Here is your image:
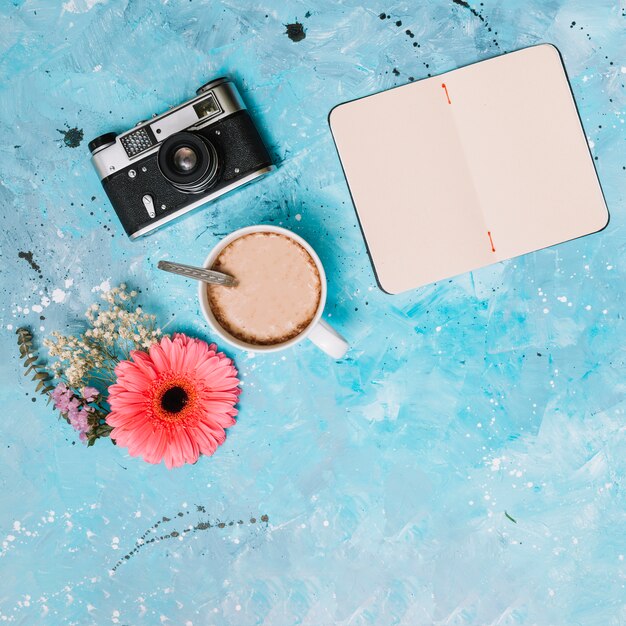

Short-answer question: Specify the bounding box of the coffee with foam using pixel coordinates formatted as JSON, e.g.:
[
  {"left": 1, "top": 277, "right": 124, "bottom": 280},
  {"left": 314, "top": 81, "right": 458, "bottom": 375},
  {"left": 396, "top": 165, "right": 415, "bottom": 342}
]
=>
[{"left": 207, "top": 232, "right": 322, "bottom": 346}]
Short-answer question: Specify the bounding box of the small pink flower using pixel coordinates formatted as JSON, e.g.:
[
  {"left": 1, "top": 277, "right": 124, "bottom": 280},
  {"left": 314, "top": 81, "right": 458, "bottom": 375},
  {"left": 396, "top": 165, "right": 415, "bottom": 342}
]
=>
[
  {"left": 107, "top": 334, "right": 240, "bottom": 469},
  {"left": 51, "top": 383, "right": 72, "bottom": 413},
  {"left": 66, "top": 397, "right": 81, "bottom": 422},
  {"left": 51, "top": 383, "right": 93, "bottom": 443},
  {"left": 70, "top": 407, "right": 90, "bottom": 434},
  {"left": 82, "top": 386, "right": 99, "bottom": 403}
]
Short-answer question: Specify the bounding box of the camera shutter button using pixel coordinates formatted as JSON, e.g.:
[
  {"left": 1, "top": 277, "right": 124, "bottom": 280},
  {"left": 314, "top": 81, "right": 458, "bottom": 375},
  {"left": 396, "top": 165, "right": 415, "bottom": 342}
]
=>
[{"left": 142, "top": 194, "right": 156, "bottom": 219}]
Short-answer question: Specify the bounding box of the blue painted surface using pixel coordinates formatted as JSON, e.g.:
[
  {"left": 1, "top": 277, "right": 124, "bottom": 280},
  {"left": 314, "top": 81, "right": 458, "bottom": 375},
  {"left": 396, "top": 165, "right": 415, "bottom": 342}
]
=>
[{"left": 1, "top": 0, "right": 625, "bottom": 623}]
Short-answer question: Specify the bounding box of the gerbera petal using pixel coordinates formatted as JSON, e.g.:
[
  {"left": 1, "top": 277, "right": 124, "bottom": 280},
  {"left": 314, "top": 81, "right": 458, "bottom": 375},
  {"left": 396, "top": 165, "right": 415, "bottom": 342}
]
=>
[
  {"left": 116, "top": 368, "right": 152, "bottom": 393},
  {"left": 176, "top": 429, "right": 199, "bottom": 465},
  {"left": 163, "top": 443, "right": 177, "bottom": 469},
  {"left": 198, "top": 390, "right": 240, "bottom": 403},
  {"left": 170, "top": 433, "right": 187, "bottom": 467},
  {"left": 106, "top": 408, "right": 146, "bottom": 428},
  {"left": 172, "top": 333, "right": 190, "bottom": 347},
  {"left": 198, "top": 417, "right": 228, "bottom": 442},
  {"left": 126, "top": 424, "right": 155, "bottom": 457},
  {"left": 199, "top": 399, "right": 242, "bottom": 414},
  {"left": 108, "top": 390, "right": 149, "bottom": 410},
  {"left": 206, "top": 411, "right": 237, "bottom": 429},
  {"left": 129, "top": 350, "right": 159, "bottom": 380},
  {"left": 143, "top": 428, "right": 168, "bottom": 465},
  {"left": 181, "top": 339, "right": 205, "bottom": 374},
  {"left": 148, "top": 340, "right": 171, "bottom": 372},
  {"left": 107, "top": 334, "right": 239, "bottom": 468},
  {"left": 191, "top": 424, "right": 219, "bottom": 457}
]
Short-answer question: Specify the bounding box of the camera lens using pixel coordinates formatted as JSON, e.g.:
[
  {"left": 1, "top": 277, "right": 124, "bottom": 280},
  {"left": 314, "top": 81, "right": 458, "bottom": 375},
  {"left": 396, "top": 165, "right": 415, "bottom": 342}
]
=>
[
  {"left": 172, "top": 147, "right": 198, "bottom": 172},
  {"left": 158, "top": 132, "right": 219, "bottom": 194}
]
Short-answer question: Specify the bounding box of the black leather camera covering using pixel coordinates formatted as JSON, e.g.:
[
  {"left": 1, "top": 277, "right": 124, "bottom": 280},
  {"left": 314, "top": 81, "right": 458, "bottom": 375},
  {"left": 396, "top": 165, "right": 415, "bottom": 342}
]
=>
[{"left": 101, "top": 110, "right": 272, "bottom": 237}]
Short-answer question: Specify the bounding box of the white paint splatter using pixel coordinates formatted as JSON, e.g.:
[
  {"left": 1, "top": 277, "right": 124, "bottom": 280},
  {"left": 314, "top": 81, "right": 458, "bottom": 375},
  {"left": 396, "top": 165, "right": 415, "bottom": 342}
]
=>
[
  {"left": 32, "top": 304, "right": 43, "bottom": 313},
  {"left": 490, "top": 457, "right": 503, "bottom": 471},
  {"left": 92, "top": 279, "right": 111, "bottom": 293},
  {"left": 64, "top": 278, "right": 74, "bottom": 288},
  {"left": 62, "top": 0, "right": 105, "bottom": 14},
  {"left": 51, "top": 289, "right": 66, "bottom": 303}
]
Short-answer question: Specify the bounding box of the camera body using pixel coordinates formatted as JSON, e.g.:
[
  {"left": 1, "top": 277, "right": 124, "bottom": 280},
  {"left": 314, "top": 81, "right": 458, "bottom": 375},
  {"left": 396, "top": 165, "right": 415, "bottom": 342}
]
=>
[{"left": 89, "top": 78, "right": 273, "bottom": 239}]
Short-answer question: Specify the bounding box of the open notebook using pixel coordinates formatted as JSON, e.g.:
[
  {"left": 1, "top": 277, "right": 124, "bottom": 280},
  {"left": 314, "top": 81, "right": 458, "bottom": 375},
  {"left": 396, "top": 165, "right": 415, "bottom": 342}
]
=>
[{"left": 329, "top": 44, "right": 609, "bottom": 294}]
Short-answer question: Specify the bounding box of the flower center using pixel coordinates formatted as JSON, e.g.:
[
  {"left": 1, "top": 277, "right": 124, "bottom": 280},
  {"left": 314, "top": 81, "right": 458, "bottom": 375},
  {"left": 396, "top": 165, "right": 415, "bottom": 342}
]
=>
[
  {"left": 160, "top": 386, "right": 189, "bottom": 413},
  {"left": 149, "top": 374, "right": 201, "bottom": 428}
]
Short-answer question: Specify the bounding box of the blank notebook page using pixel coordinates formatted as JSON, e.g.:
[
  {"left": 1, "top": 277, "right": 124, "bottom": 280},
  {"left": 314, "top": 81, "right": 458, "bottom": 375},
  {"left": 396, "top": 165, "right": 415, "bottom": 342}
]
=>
[{"left": 329, "top": 44, "right": 609, "bottom": 294}]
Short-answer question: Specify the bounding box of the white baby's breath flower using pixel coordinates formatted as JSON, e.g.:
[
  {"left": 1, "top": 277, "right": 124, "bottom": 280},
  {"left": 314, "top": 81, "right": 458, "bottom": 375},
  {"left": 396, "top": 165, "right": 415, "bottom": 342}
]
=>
[{"left": 43, "top": 283, "right": 167, "bottom": 389}]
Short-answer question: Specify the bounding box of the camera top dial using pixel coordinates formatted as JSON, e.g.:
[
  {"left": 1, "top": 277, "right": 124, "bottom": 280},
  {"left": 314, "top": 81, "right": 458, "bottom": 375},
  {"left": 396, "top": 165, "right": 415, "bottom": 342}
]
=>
[{"left": 88, "top": 133, "right": 117, "bottom": 154}]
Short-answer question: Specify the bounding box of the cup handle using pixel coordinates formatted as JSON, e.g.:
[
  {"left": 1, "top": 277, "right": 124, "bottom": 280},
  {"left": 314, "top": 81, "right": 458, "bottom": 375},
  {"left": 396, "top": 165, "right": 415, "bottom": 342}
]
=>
[{"left": 307, "top": 319, "right": 349, "bottom": 359}]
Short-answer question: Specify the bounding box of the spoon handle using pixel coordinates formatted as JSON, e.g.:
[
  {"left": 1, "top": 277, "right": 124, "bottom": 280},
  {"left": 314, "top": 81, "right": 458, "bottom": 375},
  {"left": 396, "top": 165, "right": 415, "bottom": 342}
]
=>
[{"left": 157, "top": 260, "right": 237, "bottom": 287}]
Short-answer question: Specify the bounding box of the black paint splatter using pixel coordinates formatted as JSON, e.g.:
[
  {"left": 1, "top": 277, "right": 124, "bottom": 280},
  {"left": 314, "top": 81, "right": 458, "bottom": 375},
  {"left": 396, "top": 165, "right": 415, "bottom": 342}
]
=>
[
  {"left": 450, "top": 0, "right": 500, "bottom": 47},
  {"left": 18, "top": 251, "right": 41, "bottom": 274},
  {"left": 379, "top": 12, "right": 387, "bottom": 19},
  {"left": 451, "top": 0, "right": 484, "bottom": 22},
  {"left": 57, "top": 126, "right": 84, "bottom": 148},
  {"left": 285, "top": 21, "right": 306, "bottom": 42},
  {"left": 111, "top": 511, "right": 270, "bottom": 572},
  {"left": 392, "top": 68, "right": 400, "bottom": 76}
]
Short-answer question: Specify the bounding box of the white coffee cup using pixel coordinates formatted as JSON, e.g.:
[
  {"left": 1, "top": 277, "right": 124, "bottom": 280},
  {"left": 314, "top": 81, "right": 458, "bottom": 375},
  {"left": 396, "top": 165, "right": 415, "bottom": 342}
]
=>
[{"left": 198, "top": 225, "right": 349, "bottom": 359}]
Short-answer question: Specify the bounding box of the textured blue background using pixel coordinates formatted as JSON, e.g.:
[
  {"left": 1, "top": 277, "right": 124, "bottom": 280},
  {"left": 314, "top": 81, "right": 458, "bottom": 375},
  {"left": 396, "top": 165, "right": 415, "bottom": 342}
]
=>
[{"left": 1, "top": 0, "right": 625, "bottom": 624}]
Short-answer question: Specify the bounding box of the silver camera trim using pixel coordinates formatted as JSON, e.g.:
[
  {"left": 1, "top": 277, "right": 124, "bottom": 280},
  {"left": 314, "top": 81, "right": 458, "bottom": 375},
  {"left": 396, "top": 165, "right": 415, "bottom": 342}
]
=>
[
  {"left": 129, "top": 165, "right": 274, "bottom": 239},
  {"left": 91, "top": 79, "right": 246, "bottom": 181}
]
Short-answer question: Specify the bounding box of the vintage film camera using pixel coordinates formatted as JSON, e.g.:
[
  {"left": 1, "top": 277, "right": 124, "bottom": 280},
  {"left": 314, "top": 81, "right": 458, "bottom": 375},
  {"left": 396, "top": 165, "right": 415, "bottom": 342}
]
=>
[{"left": 89, "top": 78, "right": 273, "bottom": 238}]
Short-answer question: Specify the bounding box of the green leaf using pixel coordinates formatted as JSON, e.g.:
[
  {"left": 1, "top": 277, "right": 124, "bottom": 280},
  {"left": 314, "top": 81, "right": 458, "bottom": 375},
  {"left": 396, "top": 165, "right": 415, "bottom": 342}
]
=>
[
  {"left": 23, "top": 356, "right": 37, "bottom": 366},
  {"left": 94, "top": 424, "right": 113, "bottom": 437}
]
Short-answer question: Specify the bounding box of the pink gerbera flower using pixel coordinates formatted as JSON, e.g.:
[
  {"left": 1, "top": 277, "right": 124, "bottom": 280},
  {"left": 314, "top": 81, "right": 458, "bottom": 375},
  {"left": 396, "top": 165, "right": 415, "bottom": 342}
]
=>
[{"left": 107, "top": 334, "right": 240, "bottom": 469}]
